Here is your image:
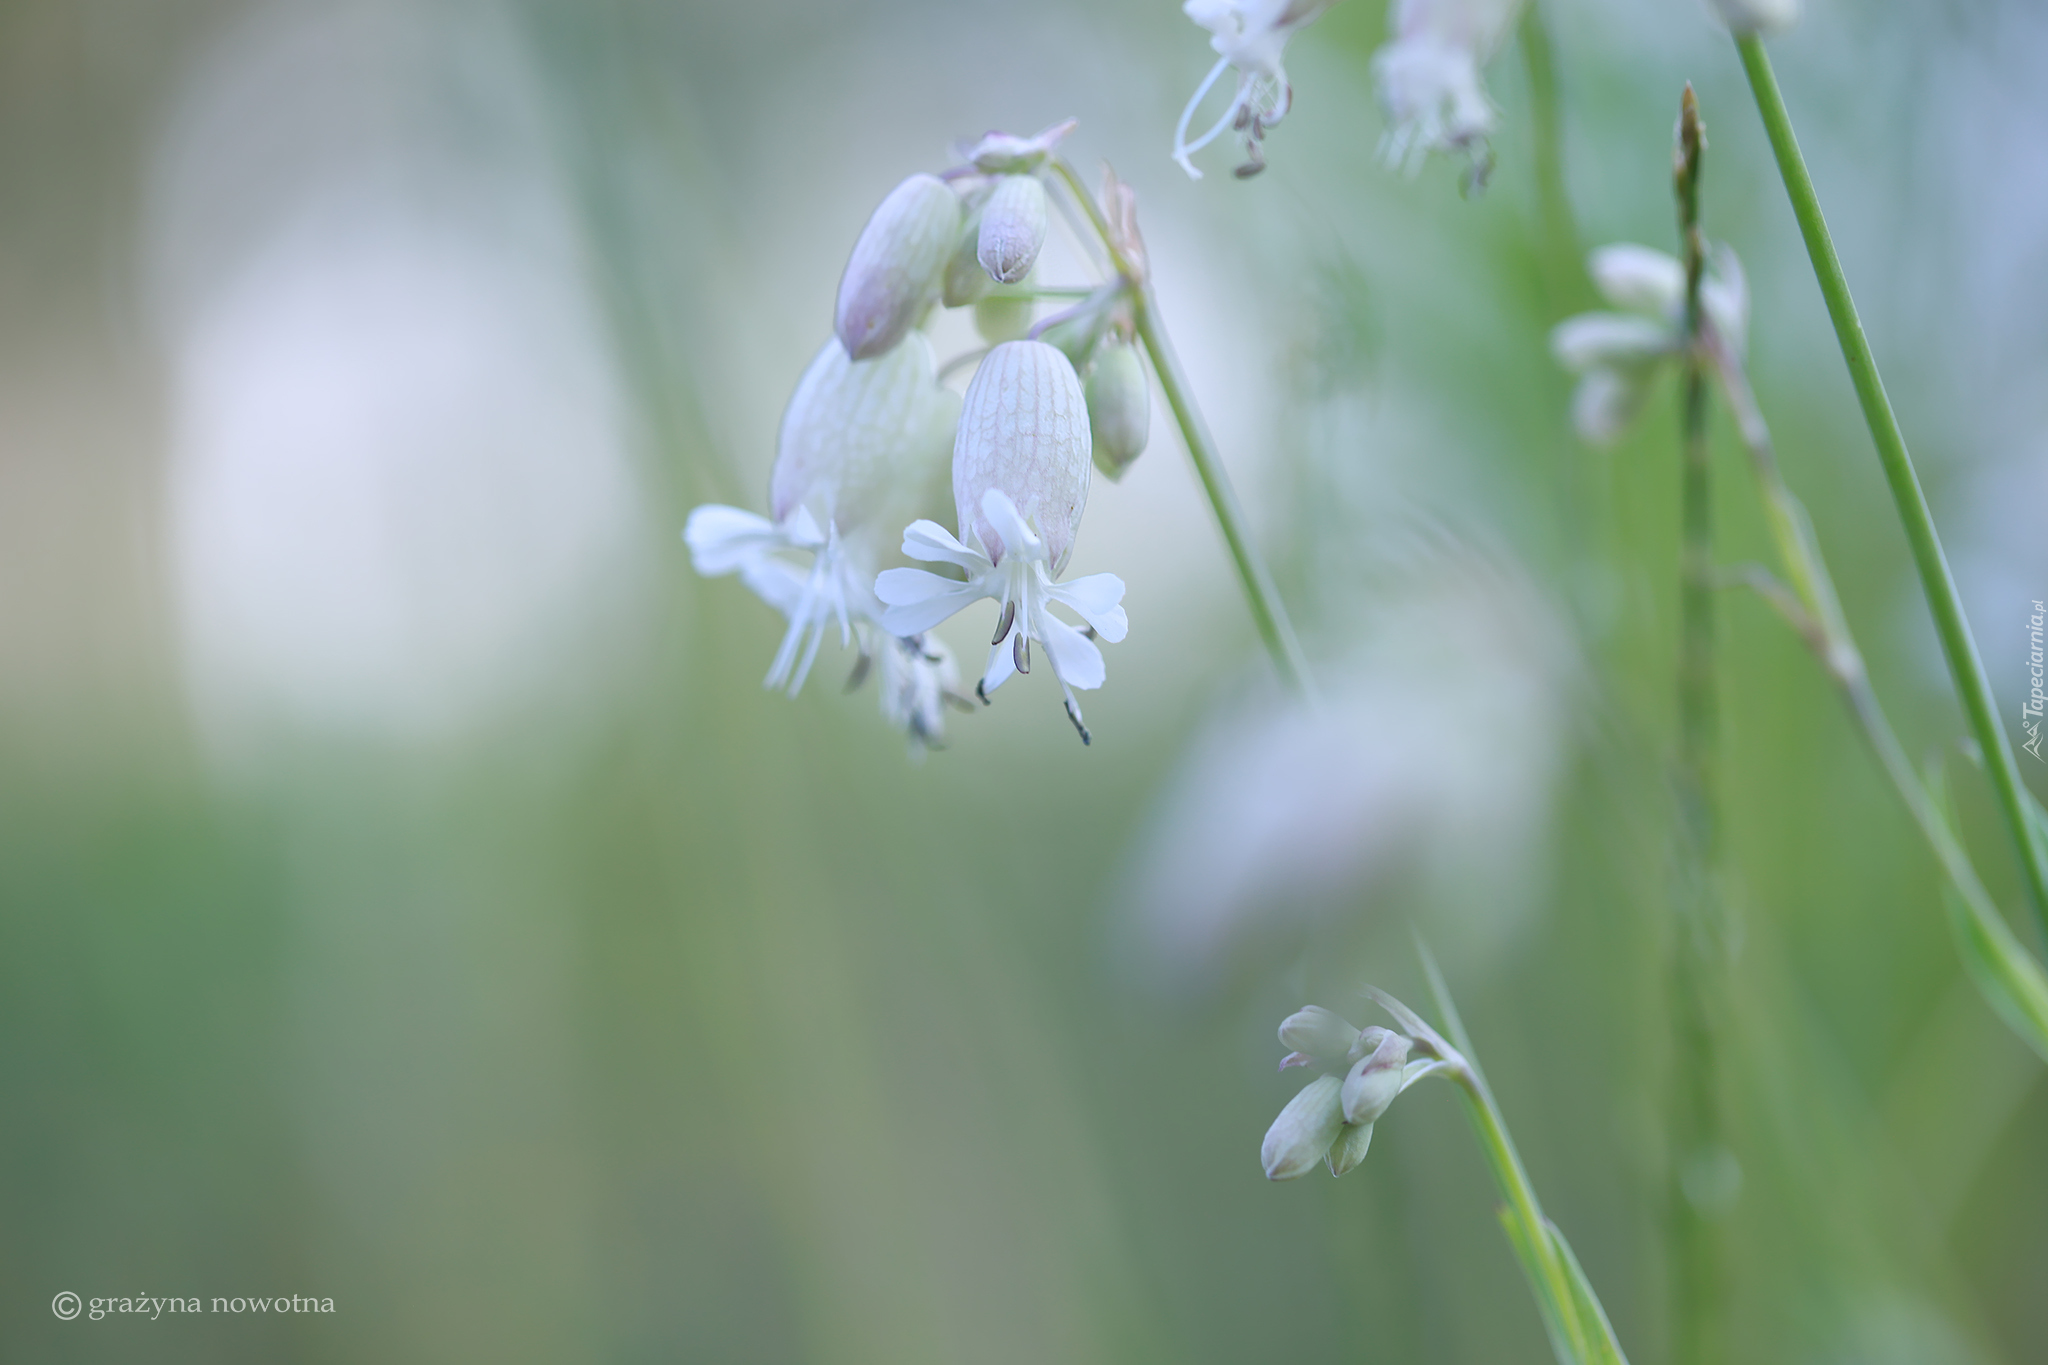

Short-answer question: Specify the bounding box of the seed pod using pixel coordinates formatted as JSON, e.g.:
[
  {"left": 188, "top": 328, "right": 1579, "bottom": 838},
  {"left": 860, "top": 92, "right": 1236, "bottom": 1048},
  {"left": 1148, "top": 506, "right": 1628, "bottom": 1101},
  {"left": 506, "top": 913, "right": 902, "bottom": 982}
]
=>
[
  {"left": 941, "top": 209, "right": 992, "bottom": 307},
  {"left": 952, "top": 340, "right": 1091, "bottom": 572},
  {"left": 972, "top": 281, "right": 1035, "bottom": 344},
  {"left": 1085, "top": 339, "right": 1150, "bottom": 481},
  {"left": 835, "top": 174, "right": 961, "bottom": 361},
  {"left": 772, "top": 332, "right": 960, "bottom": 545},
  {"left": 976, "top": 175, "right": 1049, "bottom": 285}
]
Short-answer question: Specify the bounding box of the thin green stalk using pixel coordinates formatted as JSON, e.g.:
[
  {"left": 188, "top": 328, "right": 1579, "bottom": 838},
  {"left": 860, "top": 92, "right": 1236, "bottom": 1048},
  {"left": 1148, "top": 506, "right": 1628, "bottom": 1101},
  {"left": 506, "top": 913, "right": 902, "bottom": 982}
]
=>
[
  {"left": 1735, "top": 35, "right": 2048, "bottom": 941},
  {"left": 1669, "top": 87, "right": 1726, "bottom": 1365},
  {"left": 1048, "top": 156, "right": 1313, "bottom": 697},
  {"left": 1518, "top": 0, "right": 1584, "bottom": 310},
  {"left": 1710, "top": 354, "right": 2048, "bottom": 1062}
]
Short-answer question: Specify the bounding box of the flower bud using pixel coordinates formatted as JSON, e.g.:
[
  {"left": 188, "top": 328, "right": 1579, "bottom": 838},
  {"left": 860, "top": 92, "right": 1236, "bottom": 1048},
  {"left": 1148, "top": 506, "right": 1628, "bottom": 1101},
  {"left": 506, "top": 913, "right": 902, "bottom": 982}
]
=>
[
  {"left": 1588, "top": 244, "right": 1684, "bottom": 316},
  {"left": 1705, "top": 0, "right": 1797, "bottom": 34},
  {"left": 772, "top": 332, "right": 960, "bottom": 543},
  {"left": 973, "top": 281, "right": 1036, "bottom": 345},
  {"left": 953, "top": 340, "right": 1091, "bottom": 572},
  {"left": 835, "top": 174, "right": 962, "bottom": 361},
  {"left": 1261, "top": 1074, "right": 1345, "bottom": 1181},
  {"left": 942, "top": 208, "right": 993, "bottom": 307},
  {"left": 1325, "top": 1120, "right": 1375, "bottom": 1177},
  {"left": 1085, "top": 340, "right": 1150, "bottom": 481},
  {"left": 1341, "top": 1029, "right": 1411, "bottom": 1126},
  {"left": 1276, "top": 1005, "right": 1361, "bottom": 1065},
  {"left": 977, "top": 175, "right": 1049, "bottom": 285}
]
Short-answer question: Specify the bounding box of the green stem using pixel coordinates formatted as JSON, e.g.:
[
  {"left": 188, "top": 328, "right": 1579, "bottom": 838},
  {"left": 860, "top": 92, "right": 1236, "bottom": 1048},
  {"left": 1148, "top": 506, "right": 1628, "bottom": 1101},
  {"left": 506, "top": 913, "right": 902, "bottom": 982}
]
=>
[
  {"left": 1735, "top": 35, "right": 2048, "bottom": 941},
  {"left": 1670, "top": 88, "right": 1725, "bottom": 1365},
  {"left": 1048, "top": 157, "right": 1313, "bottom": 697},
  {"left": 1519, "top": 0, "right": 1584, "bottom": 310},
  {"left": 1710, "top": 352, "right": 2048, "bottom": 1060}
]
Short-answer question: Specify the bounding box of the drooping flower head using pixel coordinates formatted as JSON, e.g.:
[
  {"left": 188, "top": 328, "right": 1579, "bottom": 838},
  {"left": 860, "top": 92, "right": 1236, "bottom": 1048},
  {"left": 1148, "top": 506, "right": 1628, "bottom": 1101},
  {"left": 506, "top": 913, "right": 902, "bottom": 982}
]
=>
[
  {"left": 875, "top": 340, "right": 1128, "bottom": 743},
  {"left": 1372, "top": 0, "right": 1525, "bottom": 178},
  {"left": 1550, "top": 241, "right": 1748, "bottom": 444},
  {"left": 685, "top": 332, "right": 958, "bottom": 697},
  {"left": 1263, "top": 1007, "right": 1428, "bottom": 1178},
  {"left": 1174, "top": 0, "right": 1339, "bottom": 180}
]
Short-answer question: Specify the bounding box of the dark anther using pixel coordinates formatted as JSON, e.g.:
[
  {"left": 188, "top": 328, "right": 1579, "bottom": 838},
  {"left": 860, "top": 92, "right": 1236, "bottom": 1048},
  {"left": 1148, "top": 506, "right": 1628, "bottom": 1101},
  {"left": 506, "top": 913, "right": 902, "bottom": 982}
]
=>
[
  {"left": 944, "top": 691, "right": 977, "bottom": 714},
  {"left": 1014, "top": 631, "right": 1030, "bottom": 674},
  {"left": 1065, "top": 700, "right": 1092, "bottom": 746},
  {"left": 1232, "top": 104, "right": 1251, "bottom": 132},
  {"left": 991, "top": 599, "right": 1016, "bottom": 646},
  {"left": 975, "top": 678, "right": 991, "bottom": 706},
  {"left": 844, "top": 651, "right": 872, "bottom": 692},
  {"left": 1079, "top": 625, "right": 1098, "bottom": 641}
]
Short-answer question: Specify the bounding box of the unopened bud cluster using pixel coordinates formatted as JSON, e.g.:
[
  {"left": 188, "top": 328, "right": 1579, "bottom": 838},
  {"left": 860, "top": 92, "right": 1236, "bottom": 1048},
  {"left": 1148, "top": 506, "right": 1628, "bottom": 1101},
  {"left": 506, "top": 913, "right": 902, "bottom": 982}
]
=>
[
  {"left": 687, "top": 119, "right": 1151, "bottom": 748},
  {"left": 1262, "top": 1002, "right": 1451, "bottom": 1179}
]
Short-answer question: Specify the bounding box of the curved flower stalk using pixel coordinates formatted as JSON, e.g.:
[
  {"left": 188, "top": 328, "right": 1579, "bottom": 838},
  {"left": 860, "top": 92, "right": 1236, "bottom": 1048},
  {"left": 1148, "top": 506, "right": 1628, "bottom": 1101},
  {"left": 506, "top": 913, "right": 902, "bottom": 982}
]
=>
[
  {"left": 685, "top": 332, "right": 966, "bottom": 744},
  {"left": 876, "top": 340, "right": 1128, "bottom": 743},
  {"left": 1550, "top": 242, "right": 1747, "bottom": 445},
  {"left": 1372, "top": 0, "right": 1525, "bottom": 177},
  {"left": 1260, "top": 980, "right": 1629, "bottom": 1363},
  {"left": 1173, "top": 0, "right": 1338, "bottom": 179}
]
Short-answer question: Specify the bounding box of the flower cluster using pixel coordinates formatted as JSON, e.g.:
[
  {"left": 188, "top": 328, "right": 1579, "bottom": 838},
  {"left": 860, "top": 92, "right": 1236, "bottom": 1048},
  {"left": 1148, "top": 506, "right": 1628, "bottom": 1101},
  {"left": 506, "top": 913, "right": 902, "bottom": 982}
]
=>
[
  {"left": 686, "top": 121, "right": 1150, "bottom": 748},
  {"left": 1550, "top": 241, "right": 1748, "bottom": 444},
  {"left": 1262, "top": 1003, "right": 1456, "bottom": 1178}
]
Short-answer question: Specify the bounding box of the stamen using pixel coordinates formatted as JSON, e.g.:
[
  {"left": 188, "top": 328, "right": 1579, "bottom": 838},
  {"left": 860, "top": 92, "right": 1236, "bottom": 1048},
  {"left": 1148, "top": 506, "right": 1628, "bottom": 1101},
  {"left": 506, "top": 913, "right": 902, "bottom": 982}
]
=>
[
  {"left": 1014, "top": 631, "right": 1030, "bottom": 674},
  {"left": 992, "top": 599, "right": 1017, "bottom": 646},
  {"left": 1172, "top": 56, "right": 1236, "bottom": 179},
  {"left": 1064, "top": 699, "right": 1092, "bottom": 746},
  {"left": 975, "top": 678, "right": 991, "bottom": 706},
  {"left": 844, "top": 650, "right": 872, "bottom": 692}
]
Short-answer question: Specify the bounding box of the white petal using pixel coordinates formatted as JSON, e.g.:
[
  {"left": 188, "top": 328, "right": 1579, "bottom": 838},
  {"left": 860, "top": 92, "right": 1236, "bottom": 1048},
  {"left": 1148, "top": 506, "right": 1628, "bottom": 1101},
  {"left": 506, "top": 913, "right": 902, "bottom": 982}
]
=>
[
  {"left": 683, "top": 504, "right": 781, "bottom": 575},
  {"left": 979, "top": 488, "right": 1045, "bottom": 565},
  {"left": 981, "top": 628, "right": 1019, "bottom": 695},
  {"left": 1550, "top": 313, "right": 1673, "bottom": 372},
  {"left": 1572, "top": 368, "right": 1647, "bottom": 447},
  {"left": 1047, "top": 572, "right": 1128, "bottom": 642},
  {"left": 900, "top": 519, "right": 987, "bottom": 571},
  {"left": 876, "top": 569, "right": 984, "bottom": 637},
  {"left": 738, "top": 556, "right": 808, "bottom": 618},
  {"left": 1039, "top": 612, "right": 1107, "bottom": 691},
  {"left": 1587, "top": 243, "right": 1684, "bottom": 316}
]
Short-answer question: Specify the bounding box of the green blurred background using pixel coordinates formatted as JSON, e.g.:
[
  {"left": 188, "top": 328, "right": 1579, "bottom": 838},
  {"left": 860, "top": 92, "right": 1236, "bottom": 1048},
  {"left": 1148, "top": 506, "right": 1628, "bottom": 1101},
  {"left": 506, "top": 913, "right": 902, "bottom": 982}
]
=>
[{"left": 4, "top": 0, "right": 2045, "bottom": 1360}]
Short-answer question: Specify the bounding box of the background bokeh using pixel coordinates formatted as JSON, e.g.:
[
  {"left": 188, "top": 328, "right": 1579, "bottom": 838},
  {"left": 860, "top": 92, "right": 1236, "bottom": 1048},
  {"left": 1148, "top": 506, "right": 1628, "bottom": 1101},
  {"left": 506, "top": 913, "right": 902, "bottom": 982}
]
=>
[{"left": 4, "top": 0, "right": 2046, "bottom": 1360}]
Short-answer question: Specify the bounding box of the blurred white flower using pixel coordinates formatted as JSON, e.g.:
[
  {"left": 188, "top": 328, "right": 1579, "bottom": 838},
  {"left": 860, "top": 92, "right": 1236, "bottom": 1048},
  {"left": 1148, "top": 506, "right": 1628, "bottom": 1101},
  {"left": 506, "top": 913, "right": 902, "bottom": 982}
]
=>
[
  {"left": 1262, "top": 1007, "right": 1429, "bottom": 1179},
  {"left": 1706, "top": 0, "right": 1798, "bottom": 36},
  {"left": 686, "top": 331, "right": 962, "bottom": 741},
  {"left": 1372, "top": 0, "right": 1524, "bottom": 175},
  {"left": 1173, "top": 0, "right": 1338, "bottom": 179},
  {"left": 1550, "top": 242, "right": 1748, "bottom": 445},
  {"left": 876, "top": 340, "right": 1127, "bottom": 743},
  {"left": 1122, "top": 548, "right": 1576, "bottom": 992}
]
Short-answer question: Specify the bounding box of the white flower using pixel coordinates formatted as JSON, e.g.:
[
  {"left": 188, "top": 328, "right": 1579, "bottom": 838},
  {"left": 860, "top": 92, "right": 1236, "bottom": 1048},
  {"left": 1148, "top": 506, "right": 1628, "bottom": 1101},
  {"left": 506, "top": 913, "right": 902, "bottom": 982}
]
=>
[
  {"left": 1706, "top": 0, "right": 1797, "bottom": 35},
  {"left": 874, "top": 630, "right": 965, "bottom": 753},
  {"left": 874, "top": 340, "right": 1128, "bottom": 743},
  {"left": 685, "top": 332, "right": 957, "bottom": 701},
  {"left": 1550, "top": 241, "right": 1748, "bottom": 445},
  {"left": 1372, "top": 0, "right": 1524, "bottom": 174},
  {"left": 1261, "top": 1009, "right": 1424, "bottom": 1179},
  {"left": 1173, "top": 0, "right": 1337, "bottom": 180}
]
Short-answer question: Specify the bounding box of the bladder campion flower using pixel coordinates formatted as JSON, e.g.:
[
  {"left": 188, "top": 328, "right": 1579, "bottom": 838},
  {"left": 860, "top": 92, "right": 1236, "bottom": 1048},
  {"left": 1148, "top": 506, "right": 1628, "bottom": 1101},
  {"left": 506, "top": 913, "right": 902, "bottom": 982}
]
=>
[
  {"left": 875, "top": 340, "right": 1127, "bottom": 743},
  {"left": 1550, "top": 241, "right": 1748, "bottom": 444},
  {"left": 685, "top": 331, "right": 958, "bottom": 707},
  {"left": 1173, "top": 0, "right": 1339, "bottom": 180},
  {"left": 1372, "top": 0, "right": 1525, "bottom": 178},
  {"left": 1263, "top": 1007, "right": 1426, "bottom": 1178}
]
